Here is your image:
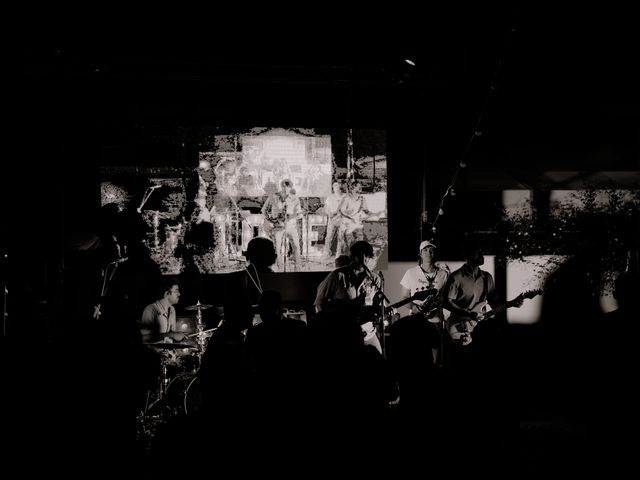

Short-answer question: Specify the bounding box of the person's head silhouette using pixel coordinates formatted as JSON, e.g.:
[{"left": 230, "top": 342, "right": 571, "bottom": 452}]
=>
[{"left": 244, "top": 237, "right": 277, "bottom": 272}]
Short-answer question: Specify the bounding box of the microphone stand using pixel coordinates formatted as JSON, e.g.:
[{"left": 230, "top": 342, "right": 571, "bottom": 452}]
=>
[
  {"left": 304, "top": 197, "right": 310, "bottom": 268},
  {"left": 137, "top": 185, "right": 161, "bottom": 214},
  {"left": 377, "top": 272, "right": 388, "bottom": 359},
  {"left": 364, "top": 264, "right": 390, "bottom": 358},
  {"left": 93, "top": 258, "right": 126, "bottom": 320}
]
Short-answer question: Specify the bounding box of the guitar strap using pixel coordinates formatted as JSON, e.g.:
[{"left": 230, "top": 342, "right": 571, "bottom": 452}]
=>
[
  {"left": 419, "top": 266, "right": 438, "bottom": 290},
  {"left": 480, "top": 271, "right": 488, "bottom": 304}
]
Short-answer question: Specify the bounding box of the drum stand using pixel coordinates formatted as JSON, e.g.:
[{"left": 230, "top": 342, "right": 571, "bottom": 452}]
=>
[
  {"left": 184, "top": 300, "right": 217, "bottom": 369},
  {"left": 193, "top": 304, "right": 207, "bottom": 368},
  {"left": 142, "top": 350, "right": 173, "bottom": 423}
]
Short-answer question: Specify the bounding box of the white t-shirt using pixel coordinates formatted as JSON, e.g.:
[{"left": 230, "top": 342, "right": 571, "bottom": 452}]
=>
[{"left": 400, "top": 264, "right": 449, "bottom": 321}]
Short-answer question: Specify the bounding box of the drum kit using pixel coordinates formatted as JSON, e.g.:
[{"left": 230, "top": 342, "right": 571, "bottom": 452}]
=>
[{"left": 140, "top": 301, "right": 217, "bottom": 424}]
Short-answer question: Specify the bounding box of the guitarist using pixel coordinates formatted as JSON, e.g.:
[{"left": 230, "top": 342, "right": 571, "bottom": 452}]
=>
[
  {"left": 443, "top": 242, "right": 528, "bottom": 381},
  {"left": 394, "top": 240, "right": 449, "bottom": 367},
  {"left": 314, "top": 240, "right": 383, "bottom": 353},
  {"left": 444, "top": 243, "right": 497, "bottom": 347},
  {"left": 261, "top": 178, "right": 303, "bottom": 269},
  {"left": 399, "top": 240, "right": 449, "bottom": 322}
]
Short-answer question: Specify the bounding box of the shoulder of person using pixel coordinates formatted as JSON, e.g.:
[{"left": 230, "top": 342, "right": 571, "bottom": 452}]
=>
[
  {"left": 435, "top": 262, "right": 450, "bottom": 273},
  {"left": 481, "top": 269, "right": 494, "bottom": 280},
  {"left": 335, "top": 265, "right": 353, "bottom": 275}
]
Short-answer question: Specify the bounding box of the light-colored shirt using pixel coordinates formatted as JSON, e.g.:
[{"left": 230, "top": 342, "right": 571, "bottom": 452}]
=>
[
  {"left": 445, "top": 264, "right": 495, "bottom": 312},
  {"left": 140, "top": 301, "right": 176, "bottom": 342},
  {"left": 400, "top": 264, "right": 449, "bottom": 322}
]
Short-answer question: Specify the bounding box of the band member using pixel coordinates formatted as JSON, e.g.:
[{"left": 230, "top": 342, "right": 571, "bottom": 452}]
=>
[
  {"left": 399, "top": 240, "right": 449, "bottom": 322},
  {"left": 443, "top": 240, "right": 523, "bottom": 448},
  {"left": 139, "top": 279, "right": 184, "bottom": 343},
  {"left": 314, "top": 240, "right": 383, "bottom": 352},
  {"left": 322, "top": 181, "right": 346, "bottom": 261},
  {"left": 261, "top": 178, "right": 303, "bottom": 269},
  {"left": 443, "top": 241, "right": 526, "bottom": 379},
  {"left": 339, "top": 181, "right": 371, "bottom": 246},
  {"left": 314, "top": 254, "right": 352, "bottom": 305},
  {"left": 444, "top": 243, "right": 497, "bottom": 343},
  {"left": 235, "top": 166, "right": 257, "bottom": 196},
  {"left": 390, "top": 240, "right": 449, "bottom": 368},
  {"left": 214, "top": 155, "right": 240, "bottom": 196}
]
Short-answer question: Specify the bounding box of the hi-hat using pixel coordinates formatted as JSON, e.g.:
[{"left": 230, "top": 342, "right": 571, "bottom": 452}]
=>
[{"left": 185, "top": 303, "right": 214, "bottom": 311}]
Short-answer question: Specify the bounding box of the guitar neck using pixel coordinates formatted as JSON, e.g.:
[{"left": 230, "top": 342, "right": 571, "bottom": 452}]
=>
[
  {"left": 390, "top": 296, "right": 417, "bottom": 310},
  {"left": 482, "top": 298, "right": 520, "bottom": 319},
  {"left": 389, "top": 291, "right": 438, "bottom": 310}
]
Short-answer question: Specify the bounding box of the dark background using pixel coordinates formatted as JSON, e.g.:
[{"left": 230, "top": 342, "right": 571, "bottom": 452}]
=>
[
  {"left": 2, "top": 8, "right": 639, "bottom": 474},
  {"left": 6, "top": 6, "right": 639, "bottom": 326}
]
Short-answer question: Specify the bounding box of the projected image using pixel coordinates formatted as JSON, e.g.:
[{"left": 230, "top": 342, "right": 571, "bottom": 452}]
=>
[{"left": 101, "top": 128, "right": 388, "bottom": 274}]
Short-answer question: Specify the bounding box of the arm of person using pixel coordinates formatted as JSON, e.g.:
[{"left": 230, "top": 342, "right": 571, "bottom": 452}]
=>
[
  {"left": 314, "top": 271, "right": 335, "bottom": 313},
  {"left": 399, "top": 285, "right": 417, "bottom": 315},
  {"left": 165, "top": 309, "right": 188, "bottom": 342},
  {"left": 360, "top": 196, "right": 372, "bottom": 216},
  {"left": 485, "top": 273, "right": 499, "bottom": 309},
  {"left": 325, "top": 195, "right": 344, "bottom": 218},
  {"left": 261, "top": 196, "right": 272, "bottom": 215},
  {"left": 292, "top": 196, "right": 304, "bottom": 220},
  {"left": 140, "top": 305, "right": 156, "bottom": 342},
  {"left": 399, "top": 270, "right": 419, "bottom": 315},
  {"left": 444, "top": 297, "right": 479, "bottom": 319}
]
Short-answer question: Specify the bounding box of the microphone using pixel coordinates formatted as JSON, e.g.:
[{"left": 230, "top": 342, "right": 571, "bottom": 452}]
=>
[{"left": 363, "top": 263, "right": 382, "bottom": 290}]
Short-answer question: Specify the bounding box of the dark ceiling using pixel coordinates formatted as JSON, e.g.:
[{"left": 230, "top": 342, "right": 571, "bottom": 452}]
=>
[{"left": 15, "top": 6, "right": 640, "bottom": 190}]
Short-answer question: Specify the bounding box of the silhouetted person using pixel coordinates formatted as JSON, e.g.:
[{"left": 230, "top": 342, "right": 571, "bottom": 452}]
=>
[
  {"left": 245, "top": 289, "right": 309, "bottom": 416},
  {"left": 314, "top": 240, "right": 383, "bottom": 352},
  {"left": 442, "top": 239, "right": 519, "bottom": 465},
  {"left": 241, "top": 236, "right": 277, "bottom": 308},
  {"left": 598, "top": 271, "right": 640, "bottom": 463}
]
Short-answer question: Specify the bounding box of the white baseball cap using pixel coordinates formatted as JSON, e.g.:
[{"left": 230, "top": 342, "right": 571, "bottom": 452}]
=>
[{"left": 419, "top": 240, "right": 437, "bottom": 253}]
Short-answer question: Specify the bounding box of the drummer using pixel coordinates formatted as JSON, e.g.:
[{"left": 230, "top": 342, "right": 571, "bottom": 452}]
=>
[{"left": 140, "top": 279, "right": 187, "bottom": 343}]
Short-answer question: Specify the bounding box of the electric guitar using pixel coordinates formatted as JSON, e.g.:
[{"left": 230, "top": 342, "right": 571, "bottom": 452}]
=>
[
  {"left": 358, "top": 288, "right": 438, "bottom": 326},
  {"left": 448, "top": 289, "right": 543, "bottom": 346},
  {"left": 410, "top": 286, "right": 444, "bottom": 320}
]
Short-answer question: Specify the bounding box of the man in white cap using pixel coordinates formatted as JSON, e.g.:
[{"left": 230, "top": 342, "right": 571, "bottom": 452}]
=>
[{"left": 399, "top": 240, "right": 449, "bottom": 323}]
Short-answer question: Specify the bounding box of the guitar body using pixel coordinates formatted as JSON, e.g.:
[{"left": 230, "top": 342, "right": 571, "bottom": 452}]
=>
[
  {"left": 263, "top": 215, "right": 285, "bottom": 232},
  {"left": 447, "top": 302, "right": 490, "bottom": 346},
  {"left": 447, "top": 289, "right": 542, "bottom": 346},
  {"left": 414, "top": 294, "right": 444, "bottom": 323}
]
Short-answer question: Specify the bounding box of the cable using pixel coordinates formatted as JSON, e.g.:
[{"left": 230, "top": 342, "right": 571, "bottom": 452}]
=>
[{"left": 243, "top": 263, "right": 263, "bottom": 294}]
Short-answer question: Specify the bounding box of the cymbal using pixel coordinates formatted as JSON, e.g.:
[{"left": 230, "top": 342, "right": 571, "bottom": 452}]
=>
[
  {"left": 145, "top": 342, "right": 196, "bottom": 349},
  {"left": 184, "top": 303, "right": 214, "bottom": 311}
]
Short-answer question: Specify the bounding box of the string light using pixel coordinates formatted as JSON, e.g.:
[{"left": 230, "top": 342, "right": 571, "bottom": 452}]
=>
[{"left": 425, "top": 26, "right": 514, "bottom": 234}]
